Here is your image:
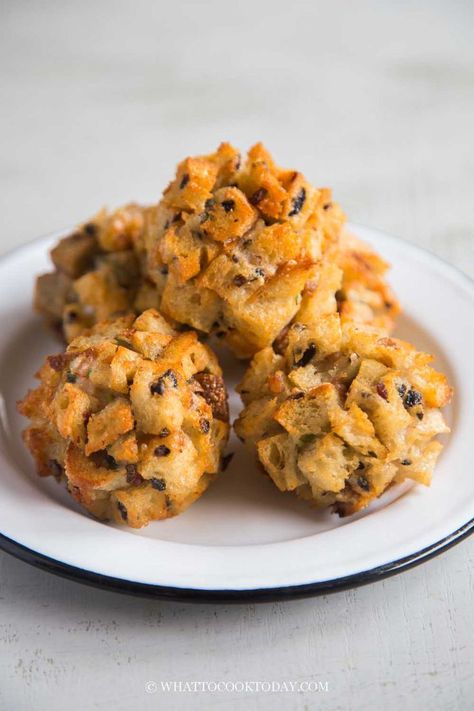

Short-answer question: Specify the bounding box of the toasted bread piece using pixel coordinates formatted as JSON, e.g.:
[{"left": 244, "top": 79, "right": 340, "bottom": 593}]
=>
[
  {"left": 337, "top": 230, "right": 401, "bottom": 333},
  {"left": 34, "top": 204, "right": 151, "bottom": 342}
]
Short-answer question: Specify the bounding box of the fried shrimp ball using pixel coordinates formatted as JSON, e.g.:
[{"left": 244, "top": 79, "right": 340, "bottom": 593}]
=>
[
  {"left": 235, "top": 309, "right": 452, "bottom": 516},
  {"left": 143, "top": 142, "right": 347, "bottom": 357},
  {"left": 18, "top": 309, "right": 229, "bottom": 527},
  {"left": 34, "top": 204, "right": 159, "bottom": 342}
]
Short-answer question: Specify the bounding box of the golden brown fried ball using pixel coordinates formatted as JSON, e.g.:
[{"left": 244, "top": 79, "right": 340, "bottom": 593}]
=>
[
  {"left": 235, "top": 308, "right": 451, "bottom": 516},
  {"left": 143, "top": 142, "right": 346, "bottom": 357},
  {"left": 18, "top": 309, "right": 229, "bottom": 527},
  {"left": 34, "top": 204, "right": 158, "bottom": 342},
  {"left": 35, "top": 144, "right": 401, "bottom": 353}
]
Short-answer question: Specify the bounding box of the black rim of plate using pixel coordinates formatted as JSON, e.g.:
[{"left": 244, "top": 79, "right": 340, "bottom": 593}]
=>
[{"left": 0, "top": 520, "right": 472, "bottom": 603}]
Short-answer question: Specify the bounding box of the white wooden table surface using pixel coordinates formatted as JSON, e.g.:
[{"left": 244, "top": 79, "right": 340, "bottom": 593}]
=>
[{"left": 0, "top": 2, "right": 473, "bottom": 709}]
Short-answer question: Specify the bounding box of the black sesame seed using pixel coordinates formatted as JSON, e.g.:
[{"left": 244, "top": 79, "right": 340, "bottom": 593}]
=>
[
  {"left": 295, "top": 343, "right": 317, "bottom": 367},
  {"left": 255, "top": 267, "right": 265, "bottom": 277},
  {"left": 117, "top": 501, "right": 128, "bottom": 521},
  {"left": 159, "top": 427, "right": 170, "bottom": 438},
  {"left": 242, "top": 239, "right": 252, "bottom": 248},
  {"left": 221, "top": 199, "right": 235, "bottom": 213},
  {"left": 66, "top": 310, "right": 78, "bottom": 323},
  {"left": 163, "top": 369, "right": 178, "bottom": 387},
  {"left": 205, "top": 198, "right": 216, "bottom": 210},
  {"left": 154, "top": 445, "right": 171, "bottom": 457},
  {"left": 401, "top": 459, "right": 412, "bottom": 466},
  {"left": 397, "top": 383, "right": 407, "bottom": 398},
  {"left": 417, "top": 412, "right": 424, "bottom": 421},
  {"left": 368, "top": 451, "right": 377, "bottom": 457},
  {"left": 357, "top": 461, "right": 365, "bottom": 471},
  {"left": 150, "top": 369, "right": 178, "bottom": 395},
  {"left": 290, "top": 391, "right": 305, "bottom": 400},
  {"left": 357, "top": 475, "right": 370, "bottom": 491},
  {"left": 179, "top": 173, "right": 189, "bottom": 189},
  {"left": 151, "top": 477, "right": 166, "bottom": 491},
  {"left": 66, "top": 372, "right": 77, "bottom": 383},
  {"left": 200, "top": 418, "right": 210, "bottom": 434},
  {"left": 404, "top": 389, "right": 422, "bottom": 408},
  {"left": 322, "top": 202, "right": 332, "bottom": 211},
  {"left": 231, "top": 255, "right": 239, "bottom": 263},
  {"left": 150, "top": 379, "right": 165, "bottom": 396},
  {"left": 288, "top": 188, "right": 306, "bottom": 217}
]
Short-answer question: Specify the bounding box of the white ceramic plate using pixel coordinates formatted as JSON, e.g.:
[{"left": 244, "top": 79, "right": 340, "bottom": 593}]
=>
[{"left": 0, "top": 224, "right": 472, "bottom": 602}]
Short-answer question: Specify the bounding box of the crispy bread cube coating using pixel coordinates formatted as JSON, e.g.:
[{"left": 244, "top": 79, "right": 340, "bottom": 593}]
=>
[
  {"left": 336, "top": 230, "right": 401, "bottom": 333},
  {"left": 144, "top": 142, "right": 347, "bottom": 357},
  {"left": 18, "top": 309, "right": 229, "bottom": 527},
  {"left": 35, "top": 146, "right": 401, "bottom": 355},
  {"left": 235, "top": 311, "right": 452, "bottom": 516},
  {"left": 51, "top": 232, "right": 97, "bottom": 278},
  {"left": 34, "top": 204, "right": 151, "bottom": 342}
]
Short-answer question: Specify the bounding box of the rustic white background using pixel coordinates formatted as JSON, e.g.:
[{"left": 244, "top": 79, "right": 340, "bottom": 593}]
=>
[{"left": 0, "top": 1, "right": 473, "bottom": 709}]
